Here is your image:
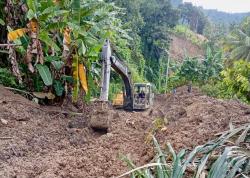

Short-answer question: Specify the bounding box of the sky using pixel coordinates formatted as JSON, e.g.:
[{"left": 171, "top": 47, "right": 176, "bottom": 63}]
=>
[{"left": 183, "top": 0, "right": 250, "bottom": 13}]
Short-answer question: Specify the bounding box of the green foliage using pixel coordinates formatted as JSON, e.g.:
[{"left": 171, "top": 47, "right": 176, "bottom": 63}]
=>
[
  {"left": 167, "top": 74, "right": 186, "bottom": 91},
  {"left": 140, "top": 0, "right": 179, "bottom": 90},
  {"left": 2, "top": 0, "right": 129, "bottom": 101},
  {"left": 201, "top": 60, "right": 250, "bottom": 104},
  {"left": 204, "top": 9, "right": 250, "bottom": 27},
  {"left": 221, "top": 60, "right": 250, "bottom": 102},
  {"left": 110, "top": 0, "right": 180, "bottom": 92},
  {"left": 179, "top": 2, "right": 208, "bottom": 34},
  {"left": 204, "top": 22, "right": 228, "bottom": 43},
  {"left": 119, "top": 125, "right": 250, "bottom": 178},
  {"left": 173, "top": 25, "right": 205, "bottom": 46},
  {"left": 224, "top": 17, "right": 250, "bottom": 61},
  {"left": 178, "top": 57, "right": 203, "bottom": 82},
  {"left": 109, "top": 82, "right": 122, "bottom": 101},
  {"left": 200, "top": 81, "right": 232, "bottom": 99},
  {"left": 36, "top": 64, "right": 52, "bottom": 86},
  {"left": 53, "top": 80, "right": 64, "bottom": 96},
  {"left": 202, "top": 46, "right": 224, "bottom": 81},
  {"left": 0, "top": 18, "right": 5, "bottom": 26},
  {"left": 166, "top": 46, "right": 224, "bottom": 91},
  {"left": 0, "top": 68, "right": 18, "bottom": 87}
]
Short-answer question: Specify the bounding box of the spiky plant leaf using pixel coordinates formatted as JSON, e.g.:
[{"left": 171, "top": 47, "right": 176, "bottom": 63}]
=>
[{"left": 194, "top": 153, "right": 211, "bottom": 178}]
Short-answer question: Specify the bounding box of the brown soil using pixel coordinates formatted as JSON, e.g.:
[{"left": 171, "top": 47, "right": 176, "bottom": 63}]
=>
[
  {"left": 0, "top": 85, "right": 249, "bottom": 178},
  {"left": 169, "top": 34, "right": 204, "bottom": 61}
]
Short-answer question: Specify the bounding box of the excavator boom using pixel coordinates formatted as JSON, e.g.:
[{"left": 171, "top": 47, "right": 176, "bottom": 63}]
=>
[
  {"left": 100, "top": 40, "right": 133, "bottom": 110},
  {"left": 99, "top": 40, "right": 112, "bottom": 102}
]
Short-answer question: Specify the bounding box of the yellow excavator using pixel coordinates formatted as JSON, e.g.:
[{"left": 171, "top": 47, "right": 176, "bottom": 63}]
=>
[
  {"left": 90, "top": 40, "right": 154, "bottom": 131},
  {"left": 99, "top": 39, "right": 154, "bottom": 110}
]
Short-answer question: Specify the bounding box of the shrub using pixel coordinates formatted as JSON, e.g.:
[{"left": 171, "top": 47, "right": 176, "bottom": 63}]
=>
[
  {"left": 0, "top": 68, "right": 18, "bottom": 87},
  {"left": 221, "top": 60, "right": 250, "bottom": 103}
]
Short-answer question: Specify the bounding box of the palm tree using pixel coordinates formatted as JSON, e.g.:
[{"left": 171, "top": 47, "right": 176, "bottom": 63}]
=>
[{"left": 225, "top": 17, "right": 250, "bottom": 61}]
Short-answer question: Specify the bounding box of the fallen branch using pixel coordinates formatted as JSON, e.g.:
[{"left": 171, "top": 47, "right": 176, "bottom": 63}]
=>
[
  {"left": 0, "top": 137, "right": 13, "bottom": 140},
  {"left": 3, "top": 87, "right": 85, "bottom": 117},
  {"left": 4, "top": 87, "right": 33, "bottom": 98},
  {"left": 45, "top": 109, "right": 85, "bottom": 116}
]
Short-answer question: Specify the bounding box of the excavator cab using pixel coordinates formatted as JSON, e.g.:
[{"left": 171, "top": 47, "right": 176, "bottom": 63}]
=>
[
  {"left": 133, "top": 83, "right": 154, "bottom": 110},
  {"left": 112, "top": 83, "right": 154, "bottom": 110}
]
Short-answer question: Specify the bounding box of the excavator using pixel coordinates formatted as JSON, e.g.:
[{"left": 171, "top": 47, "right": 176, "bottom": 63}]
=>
[{"left": 89, "top": 40, "right": 154, "bottom": 131}]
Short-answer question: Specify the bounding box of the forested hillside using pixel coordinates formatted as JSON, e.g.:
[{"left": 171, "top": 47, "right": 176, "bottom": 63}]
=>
[
  {"left": 204, "top": 9, "right": 250, "bottom": 26},
  {"left": 170, "top": 0, "right": 250, "bottom": 26}
]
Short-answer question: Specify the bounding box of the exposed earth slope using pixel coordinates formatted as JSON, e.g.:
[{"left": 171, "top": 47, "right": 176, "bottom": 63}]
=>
[{"left": 169, "top": 35, "right": 204, "bottom": 61}]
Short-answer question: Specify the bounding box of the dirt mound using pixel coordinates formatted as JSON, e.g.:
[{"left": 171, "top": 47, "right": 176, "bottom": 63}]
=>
[
  {"left": 0, "top": 85, "right": 249, "bottom": 177},
  {"left": 151, "top": 87, "right": 250, "bottom": 150}
]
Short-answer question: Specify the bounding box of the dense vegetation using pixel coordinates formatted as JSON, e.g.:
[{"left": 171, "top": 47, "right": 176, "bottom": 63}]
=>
[
  {"left": 1, "top": 0, "right": 249, "bottom": 103},
  {"left": 204, "top": 9, "right": 250, "bottom": 26}
]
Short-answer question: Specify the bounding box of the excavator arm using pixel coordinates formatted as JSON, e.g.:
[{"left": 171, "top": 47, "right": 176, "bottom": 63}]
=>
[
  {"left": 110, "top": 56, "right": 133, "bottom": 110},
  {"left": 100, "top": 40, "right": 134, "bottom": 110}
]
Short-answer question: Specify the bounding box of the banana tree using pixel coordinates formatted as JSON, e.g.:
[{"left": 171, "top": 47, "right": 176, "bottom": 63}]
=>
[
  {"left": 201, "top": 46, "right": 224, "bottom": 81},
  {"left": 6, "top": 0, "right": 129, "bottom": 103},
  {"left": 59, "top": 0, "right": 129, "bottom": 102}
]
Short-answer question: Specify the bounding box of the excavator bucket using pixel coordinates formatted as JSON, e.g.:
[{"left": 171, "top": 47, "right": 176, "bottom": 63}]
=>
[{"left": 89, "top": 101, "right": 112, "bottom": 132}]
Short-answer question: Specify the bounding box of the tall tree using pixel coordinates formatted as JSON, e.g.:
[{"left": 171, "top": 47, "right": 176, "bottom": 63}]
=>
[
  {"left": 140, "top": 0, "right": 179, "bottom": 89},
  {"left": 224, "top": 17, "right": 250, "bottom": 61},
  {"left": 179, "top": 2, "right": 208, "bottom": 34}
]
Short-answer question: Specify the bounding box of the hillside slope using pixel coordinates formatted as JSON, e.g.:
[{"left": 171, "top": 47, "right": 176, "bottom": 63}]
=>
[
  {"left": 169, "top": 34, "right": 204, "bottom": 61},
  {"left": 204, "top": 9, "right": 250, "bottom": 25}
]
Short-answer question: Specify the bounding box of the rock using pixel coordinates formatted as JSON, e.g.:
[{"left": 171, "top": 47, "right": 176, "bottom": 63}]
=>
[
  {"left": 1, "top": 119, "right": 8, "bottom": 125},
  {"left": 244, "top": 110, "right": 250, "bottom": 115},
  {"left": 90, "top": 110, "right": 111, "bottom": 132},
  {"left": 16, "top": 117, "right": 30, "bottom": 121},
  {"left": 0, "top": 100, "right": 7, "bottom": 104},
  {"left": 106, "top": 133, "right": 113, "bottom": 138}
]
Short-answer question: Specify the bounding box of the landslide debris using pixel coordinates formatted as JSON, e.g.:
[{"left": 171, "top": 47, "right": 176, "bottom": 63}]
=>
[{"left": 0, "top": 85, "right": 249, "bottom": 177}]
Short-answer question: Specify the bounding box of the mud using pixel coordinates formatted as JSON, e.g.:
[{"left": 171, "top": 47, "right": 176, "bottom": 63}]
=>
[{"left": 0, "top": 85, "right": 249, "bottom": 177}]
